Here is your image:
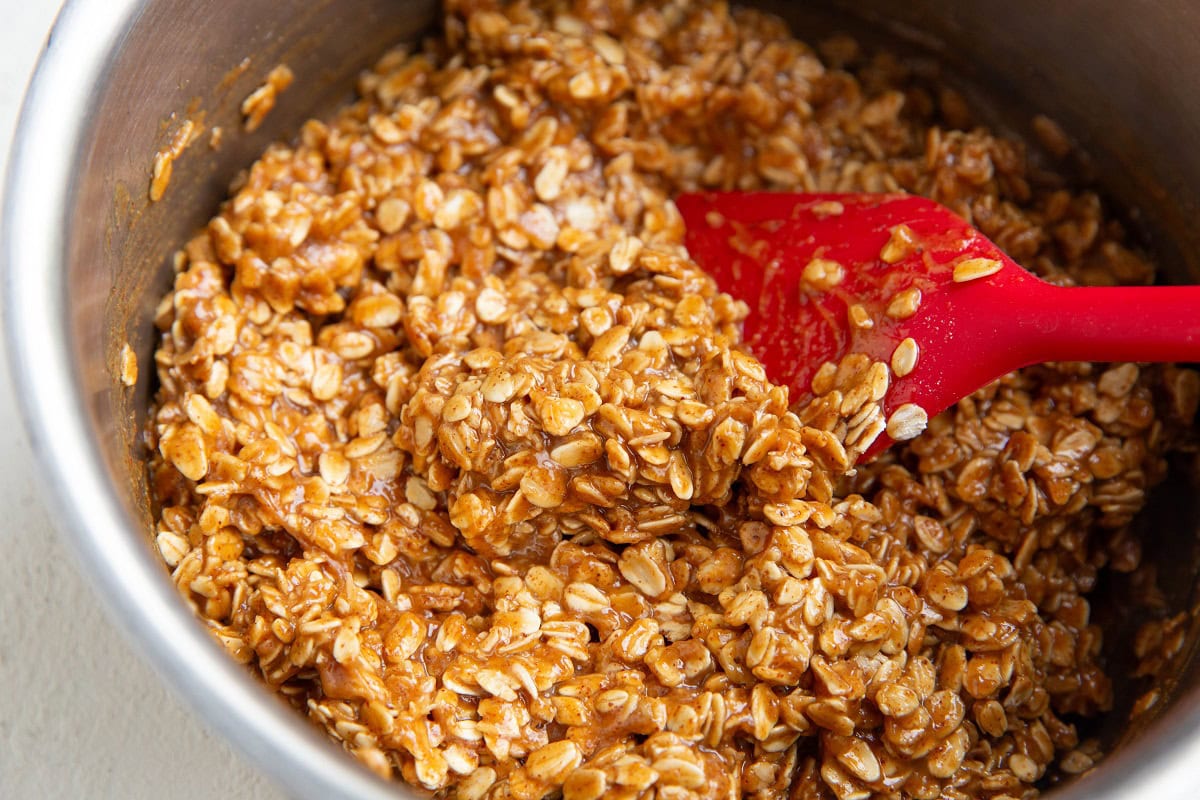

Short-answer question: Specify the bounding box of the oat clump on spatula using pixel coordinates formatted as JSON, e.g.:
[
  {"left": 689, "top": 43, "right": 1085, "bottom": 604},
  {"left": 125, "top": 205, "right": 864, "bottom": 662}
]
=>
[{"left": 148, "top": 1, "right": 1199, "bottom": 798}]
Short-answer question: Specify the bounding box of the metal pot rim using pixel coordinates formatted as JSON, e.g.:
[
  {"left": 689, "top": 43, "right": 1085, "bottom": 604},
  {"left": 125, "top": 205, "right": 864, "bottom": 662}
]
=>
[{"left": 3, "top": 2, "right": 1199, "bottom": 799}]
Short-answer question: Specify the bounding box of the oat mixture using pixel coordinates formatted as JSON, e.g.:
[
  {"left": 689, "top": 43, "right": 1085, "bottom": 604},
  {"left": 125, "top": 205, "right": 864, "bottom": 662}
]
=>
[{"left": 148, "top": 2, "right": 1199, "bottom": 798}]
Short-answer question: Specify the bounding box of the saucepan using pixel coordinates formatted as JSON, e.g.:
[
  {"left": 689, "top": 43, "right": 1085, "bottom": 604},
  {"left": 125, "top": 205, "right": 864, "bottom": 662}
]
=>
[{"left": 4, "top": 1, "right": 1200, "bottom": 798}]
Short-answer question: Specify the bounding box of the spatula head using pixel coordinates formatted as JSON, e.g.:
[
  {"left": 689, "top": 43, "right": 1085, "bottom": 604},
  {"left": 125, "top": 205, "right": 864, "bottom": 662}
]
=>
[{"left": 677, "top": 191, "right": 1037, "bottom": 458}]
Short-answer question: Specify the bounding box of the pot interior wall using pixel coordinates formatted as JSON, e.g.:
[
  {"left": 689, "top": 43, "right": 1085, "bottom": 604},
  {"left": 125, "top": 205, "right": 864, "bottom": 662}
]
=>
[{"left": 68, "top": 0, "right": 1200, "bottom": 793}]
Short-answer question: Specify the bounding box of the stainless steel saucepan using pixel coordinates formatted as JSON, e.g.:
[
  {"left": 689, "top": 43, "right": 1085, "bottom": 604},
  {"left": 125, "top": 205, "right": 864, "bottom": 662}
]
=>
[{"left": 4, "top": 1, "right": 1200, "bottom": 798}]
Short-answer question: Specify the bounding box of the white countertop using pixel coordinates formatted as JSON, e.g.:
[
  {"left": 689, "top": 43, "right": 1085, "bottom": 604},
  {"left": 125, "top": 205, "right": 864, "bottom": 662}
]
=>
[{"left": 0, "top": 3, "right": 284, "bottom": 797}]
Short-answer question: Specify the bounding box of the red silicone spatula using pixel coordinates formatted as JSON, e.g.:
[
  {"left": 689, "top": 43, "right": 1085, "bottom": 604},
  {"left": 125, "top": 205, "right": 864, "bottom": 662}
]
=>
[{"left": 676, "top": 191, "right": 1200, "bottom": 460}]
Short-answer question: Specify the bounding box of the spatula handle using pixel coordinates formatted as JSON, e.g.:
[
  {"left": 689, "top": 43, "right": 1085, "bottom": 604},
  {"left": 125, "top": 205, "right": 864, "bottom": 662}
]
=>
[
  {"left": 888, "top": 279, "right": 1200, "bottom": 431},
  {"left": 1014, "top": 283, "right": 1200, "bottom": 364}
]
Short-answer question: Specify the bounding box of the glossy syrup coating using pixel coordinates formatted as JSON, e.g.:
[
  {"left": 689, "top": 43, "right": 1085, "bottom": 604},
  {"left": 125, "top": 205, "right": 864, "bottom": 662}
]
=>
[{"left": 147, "top": 2, "right": 1199, "bottom": 798}]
